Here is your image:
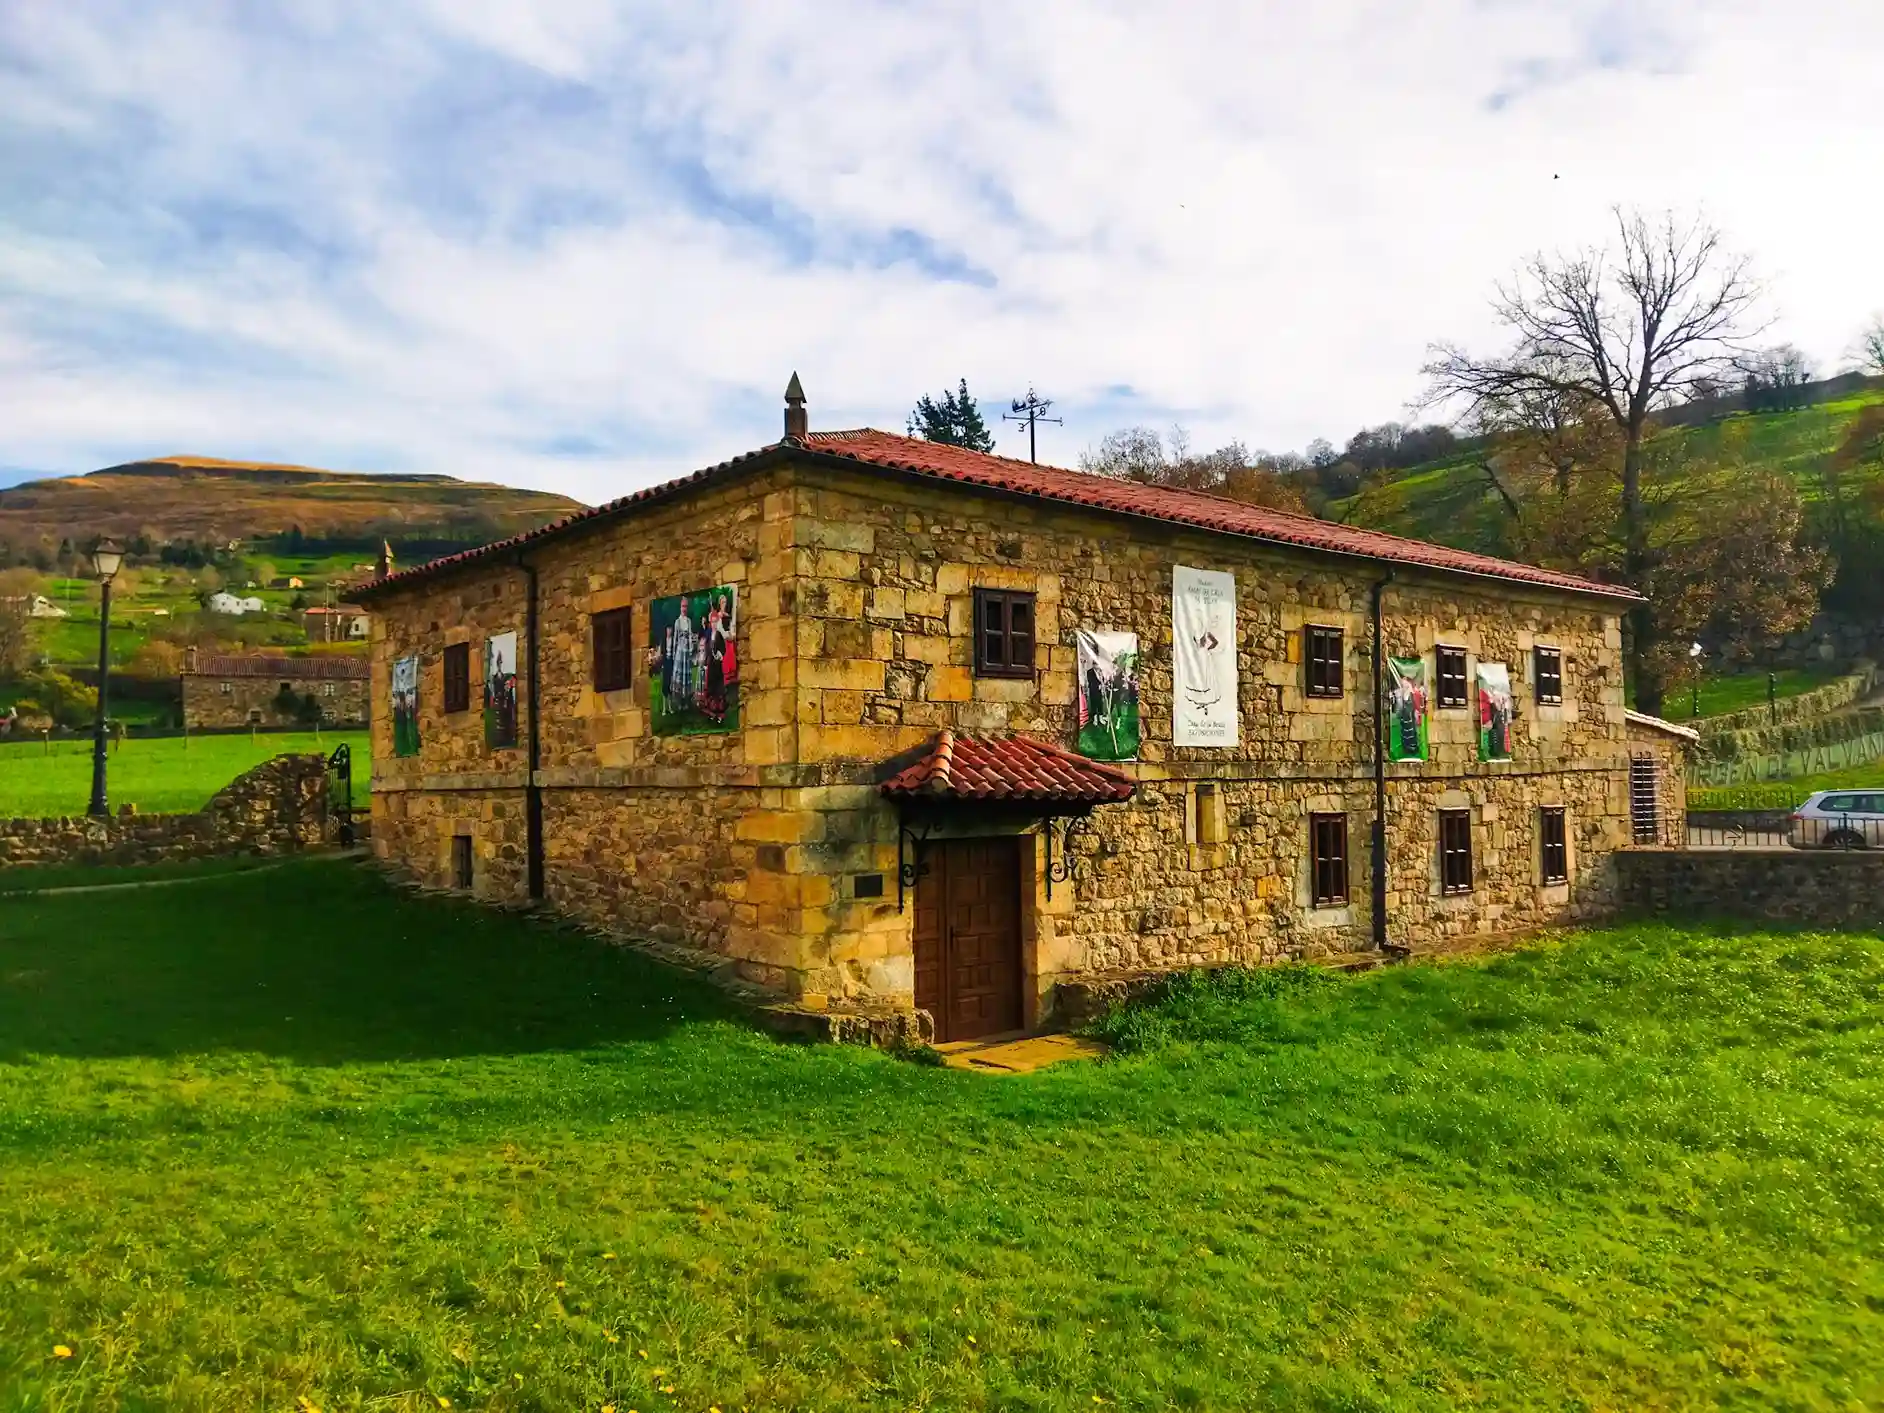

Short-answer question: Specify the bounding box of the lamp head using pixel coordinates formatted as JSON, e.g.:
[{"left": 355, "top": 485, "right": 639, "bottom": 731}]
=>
[{"left": 91, "top": 539, "right": 124, "bottom": 583}]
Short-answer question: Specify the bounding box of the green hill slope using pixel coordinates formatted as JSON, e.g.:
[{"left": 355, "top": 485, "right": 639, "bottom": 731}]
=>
[
  {"left": 0, "top": 455, "right": 585, "bottom": 562},
  {"left": 1336, "top": 390, "right": 1884, "bottom": 574}
]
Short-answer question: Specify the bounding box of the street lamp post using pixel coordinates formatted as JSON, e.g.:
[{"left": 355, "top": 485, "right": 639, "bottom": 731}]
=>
[{"left": 87, "top": 539, "right": 124, "bottom": 818}]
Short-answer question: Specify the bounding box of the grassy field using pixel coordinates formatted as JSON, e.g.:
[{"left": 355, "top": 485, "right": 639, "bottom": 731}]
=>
[
  {"left": 1, "top": 858, "right": 1880, "bottom": 1410},
  {"left": 1676, "top": 665, "right": 1843, "bottom": 721},
  {"left": 1338, "top": 390, "right": 1884, "bottom": 558},
  {"left": 0, "top": 731, "right": 367, "bottom": 816},
  {"left": 1688, "top": 759, "right": 1884, "bottom": 811}
]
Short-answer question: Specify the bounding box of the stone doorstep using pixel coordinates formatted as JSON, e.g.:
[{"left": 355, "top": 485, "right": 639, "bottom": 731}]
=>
[{"left": 934, "top": 1032, "right": 1109, "bottom": 1074}]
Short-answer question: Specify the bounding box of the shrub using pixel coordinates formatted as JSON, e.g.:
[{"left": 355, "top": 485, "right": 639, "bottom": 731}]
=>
[
  {"left": 1087, "top": 964, "right": 1337, "bottom": 1054},
  {"left": 19, "top": 669, "right": 98, "bottom": 729}
]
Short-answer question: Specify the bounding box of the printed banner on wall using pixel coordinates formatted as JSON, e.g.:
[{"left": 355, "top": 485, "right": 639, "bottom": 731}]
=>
[
  {"left": 650, "top": 585, "right": 739, "bottom": 736},
  {"left": 484, "top": 631, "right": 519, "bottom": 749},
  {"left": 1076, "top": 629, "right": 1141, "bottom": 761},
  {"left": 1477, "top": 660, "right": 1514, "bottom": 762},
  {"left": 391, "top": 654, "right": 421, "bottom": 758},
  {"left": 1172, "top": 565, "right": 1238, "bottom": 746},
  {"left": 1387, "top": 655, "right": 1429, "bottom": 762}
]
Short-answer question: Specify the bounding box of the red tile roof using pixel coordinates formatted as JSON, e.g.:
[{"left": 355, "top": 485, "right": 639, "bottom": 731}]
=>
[
  {"left": 880, "top": 731, "right": 1137, "bottom": 806},
  {"left": 804, "top": 430, "right": 1636, "bottom": 600},
  {"left": 356, "top": 427, "right": 1640, "bottom": 603},
  {"left": 187, "top": 654, "right": 369, "bottom": 680}
]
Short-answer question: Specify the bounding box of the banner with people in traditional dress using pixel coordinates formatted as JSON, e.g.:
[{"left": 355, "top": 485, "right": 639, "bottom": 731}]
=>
[
  {"left": 1075, "top": 629, "right": 1141, "bottom": 761},
  {"left": 649, "top": 585, "right": 739, "bottom": 735},
  {"left": 1172, "top": 566, "right": 1238, "bottom": 746},
  {"left": 1477, "top": 660, "right": 1514, "bottom": 762},
  {"left": 1387, "top": 655, "right": 1428, "bottom": 762},
  {"left": 391, "top": 654, "right": 421, "bottom": 757},
  {"left": 484, "top": 631, "right": 519, "bottom": 749}
]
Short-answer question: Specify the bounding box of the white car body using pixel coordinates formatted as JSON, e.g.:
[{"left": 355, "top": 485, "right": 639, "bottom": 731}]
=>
[{"left": 1788, "top": 790, "right": 1884, "bottom": 849}]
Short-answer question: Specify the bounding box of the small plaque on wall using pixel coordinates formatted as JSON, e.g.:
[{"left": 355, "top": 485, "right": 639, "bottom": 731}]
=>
[{"left": 853, "top": 873, "right": 885, "bottom": 899}]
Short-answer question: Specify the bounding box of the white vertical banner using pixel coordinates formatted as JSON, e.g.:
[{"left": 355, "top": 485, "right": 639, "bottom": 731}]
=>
[{"left": 1172, "top": 565, "right": 1238, "bottom": 746}]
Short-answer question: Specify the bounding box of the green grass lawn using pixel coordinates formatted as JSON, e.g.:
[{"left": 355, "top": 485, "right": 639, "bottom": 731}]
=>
[
  {"left": 2, "top": 859, "right": 1880, "bottom": 1410},
  {"left": 1670, "top": 665, "right": 1844, "bottom": 722},
  {"left": 0, "top": 731, "right": 367, "bottom": 817}
]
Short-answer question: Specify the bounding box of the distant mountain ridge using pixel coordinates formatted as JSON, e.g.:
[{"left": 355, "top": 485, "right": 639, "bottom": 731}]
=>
[{"left": 0, "top": 454, "right": 587, "bottom": 559}]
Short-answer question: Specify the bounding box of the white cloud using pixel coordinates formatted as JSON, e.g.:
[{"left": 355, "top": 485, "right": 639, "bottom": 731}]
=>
[{"left": 2, "top": 0, "right": 1881, "bottom": 501}]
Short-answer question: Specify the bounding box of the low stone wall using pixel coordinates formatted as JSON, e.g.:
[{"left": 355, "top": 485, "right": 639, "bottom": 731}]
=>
[
  {"left": 1699, "top": 660, "right": 1876, "bottom": 739},
  {"left": 0, "top": 754, "right": 333, "bottom": 870},
  {"left": 1616, "top": 848, "right": 1884, "bottom": 930}
]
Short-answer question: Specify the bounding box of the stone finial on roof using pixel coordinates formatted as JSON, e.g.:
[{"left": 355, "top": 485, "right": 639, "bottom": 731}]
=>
[
  {"left": 783, "top": 371, "right": 808, "bottom": 442},
  {"left": 376, "top": 539, "right": 394, "bottom": 582}
]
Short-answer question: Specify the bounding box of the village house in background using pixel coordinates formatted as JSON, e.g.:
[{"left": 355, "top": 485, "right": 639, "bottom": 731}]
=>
[
  {"left": 180, "top": 649, "right": 369, "bottom": 728},
  {"left": 206, "top": 590, "right": 266, "bottom": 616},
  {"left": 303, "top": 604, "right": 371, "bottom": 642},
  {"left": 357, "top": 378, "right": 1693, "bottom": 1042},
  {"left": 27, "top": 594, "right": 69, "bottom": 619}
]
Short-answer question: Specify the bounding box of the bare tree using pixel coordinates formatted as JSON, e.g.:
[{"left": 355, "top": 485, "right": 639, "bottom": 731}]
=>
[
  {"left": 1080, "top": 425, "right": 1306, "bottom": 511},
  {"left": 1421, "top": 208, "right": 1766, "bottom": 714},
  {"left": 1856, "top": 314, "right": 1884, "bottom": 377}
]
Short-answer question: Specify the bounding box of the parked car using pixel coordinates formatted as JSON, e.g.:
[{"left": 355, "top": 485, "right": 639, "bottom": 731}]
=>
[{"left": 1788, "top": 791, "right": 1884, "bottom": 849}]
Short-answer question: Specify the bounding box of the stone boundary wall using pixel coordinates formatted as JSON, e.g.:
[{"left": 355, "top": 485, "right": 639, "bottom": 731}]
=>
[
  {"left": 0, "top": 754, "right": 333, "bottom": 870},
  {"left": 1616, "top": 848, "right": 1884, "bottom": 931}
]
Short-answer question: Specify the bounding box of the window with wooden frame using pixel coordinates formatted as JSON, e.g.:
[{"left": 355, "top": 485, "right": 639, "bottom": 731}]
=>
[
  {"left": 1539, "top": 806, "right": 1569, "bottom": 885},
  {"left": 591, "top": 606, "right": 632, "bottom": 692},
  {"left": 1310, "top": 813, "right": 1349, "bottom": 906},
  {"left": 1534, "top": 645, "right": 1564, "bottom": 705},
  {"left": 973, "top": 588, "right": 1036, "bottom": 679},
  {"left": 1439, "top": 808, "right": 1474, "bottom": 895},
  {"left": 1305, "top": 624, "right": 1344, "bottom": 698},
  {"left": 1435, "top": 645, "right": 1468, "bottom": 708},
  {"left": 443, "top": 642, "right": 472, "bottom": 713},
  {"left": 451, "top": 834, "right": 473, "bottom": 890}
]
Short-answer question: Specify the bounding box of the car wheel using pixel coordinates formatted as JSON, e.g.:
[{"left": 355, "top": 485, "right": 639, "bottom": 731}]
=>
[{"left": 1822, "top": 829, "right": 1866, "bottom": 850}]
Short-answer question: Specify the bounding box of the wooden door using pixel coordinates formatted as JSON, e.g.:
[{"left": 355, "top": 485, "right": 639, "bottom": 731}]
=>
[{"left": 911, "top": 838, "right": 1024, "bottom": 1042}]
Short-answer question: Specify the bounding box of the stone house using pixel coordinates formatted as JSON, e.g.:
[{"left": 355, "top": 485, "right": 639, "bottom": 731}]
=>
[
  {"left": 181, "top": 651, "right": 370, "bottom": 728},
  {"left": 358, "top": 379, "right": 1683, "bottom": 1040}
]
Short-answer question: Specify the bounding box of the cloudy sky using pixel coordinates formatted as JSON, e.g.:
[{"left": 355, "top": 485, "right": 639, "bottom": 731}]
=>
[{"left": 4, "top": 1, "right": 1881, "bottom": 502}]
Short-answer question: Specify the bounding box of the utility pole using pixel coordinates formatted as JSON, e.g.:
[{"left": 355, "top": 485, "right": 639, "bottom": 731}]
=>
[{"left": 1003, "top": 388, "right": 1062, "bottom": 464}]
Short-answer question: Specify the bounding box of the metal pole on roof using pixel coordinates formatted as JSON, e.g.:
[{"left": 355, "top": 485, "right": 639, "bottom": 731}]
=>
[{"left": 1004, "top": 388, "right": 1062, "bottom": 464}]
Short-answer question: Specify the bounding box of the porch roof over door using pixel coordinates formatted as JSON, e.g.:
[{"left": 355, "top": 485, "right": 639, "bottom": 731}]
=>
[{"left": 878, "top": 730, "right": 1136, "bottom": 810}]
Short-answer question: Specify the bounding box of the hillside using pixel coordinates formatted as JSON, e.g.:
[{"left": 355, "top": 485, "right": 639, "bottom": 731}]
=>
[
  {"left": 0, "top": 455, "right": 585, "bottom": 559},
  {"left": 1335, "top": 388, "right": 1884, "bottom": 600}
]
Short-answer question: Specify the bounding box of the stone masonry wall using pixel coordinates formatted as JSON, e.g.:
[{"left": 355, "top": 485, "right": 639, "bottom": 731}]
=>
[
  {"left": 773, "top": 464, "right": 1634, "bottom": 1012},
  {"left": 0, "top": 753, "right": 332, "bottom": 869},
  {"left": 369, "top": 470, "right": 801, "bottom": 975},
  {"left": 183, "top": 674, "right": 369, "bottom": 728},
  {"left": 364, "top": 451, "right": 1641, "bottom": 1018},
  {"left": 1617, "top": 848, "right": 1884, "bottom": 930}
]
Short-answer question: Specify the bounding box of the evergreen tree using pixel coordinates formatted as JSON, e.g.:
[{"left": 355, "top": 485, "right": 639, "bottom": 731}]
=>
[{"left": 907, "top": 379, "right": 995, "bottom": 452}]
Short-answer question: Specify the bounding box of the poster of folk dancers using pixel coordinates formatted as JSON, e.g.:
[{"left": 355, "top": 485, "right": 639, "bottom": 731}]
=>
[
  {"left": 1477, "top": 660, "right": 1515, "bottom": 762},
  {"left": 391, "top": 654, "right": 421, "bottom": 757},
  {"left": 1387, "top": 655, "right": 1429, "bottom": 762},
  {"left": 1075, "top": 629, "right": 1141, "bottom": 761},
  {"left": 649, "top": 585, "right": 740, "bottom": 735},
  {"left": 484, "top": 632, "right": 519, "bottom": 749}
]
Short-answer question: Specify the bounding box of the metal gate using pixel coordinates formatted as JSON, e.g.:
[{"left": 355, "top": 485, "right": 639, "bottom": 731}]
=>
[{"left": 327, "top": 743, "right": 355, "bottom": 846}]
